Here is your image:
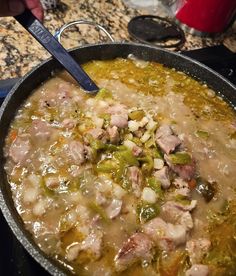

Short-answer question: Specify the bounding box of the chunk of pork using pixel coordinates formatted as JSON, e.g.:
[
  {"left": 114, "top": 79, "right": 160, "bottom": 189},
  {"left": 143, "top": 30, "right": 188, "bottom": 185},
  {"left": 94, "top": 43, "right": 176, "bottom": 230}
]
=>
[
  {"left": 68, "top": 141, "right": 85, "bottom": 165},
  {"left": 106, "top": 199, "right": 122, "bottom": 219},
  {"left": 143, "top": 217, "right": 187, "bottom": 251},
  {"left": 114, "top": 233, "right": 154, "bottom": 272},
  {"left": 30, "top": 119, "right": 54, "bottom": 142},
  {"left": 87, "top": 128, "right": 107, "bottom": 142},
  {"left": 186, "top": 238, "right": 211, "bottom": 264},
  {"left": 165, "top": 155, "right": 196, "bottom": 181},
  {"left": 155, "top": 125, "right": 181, "bottom": 154},
  {"left": 66, "top": 230, "right": 103, "bottom": 262},
  {"left": 107, "top": 126, "right": 119, "bottom": 144},
  {"left": 108, "top": 104, "right": 128, "bottom": 129},
  {"left": 110, "top": 114, "right": 128, "bottom": 128},
  {"left": 185, "top": 264, "right": 209, "bottom": 276},
  {"left": 9, "top": 136, "right": 31, "bottom": 165},
  {"left": 107, "top": 104, "right": 128, "bottom": 115},
  {"left": 161, "top": 201, "right": 193, "bottom": 230},
  {"left": 154, "top": 166, "right": 171, "bottom": 189},
  {"left": 165, "top": 200, "right": 197, "bottom": 212},
  {"left": 127, "top": 166, "right": 143, "bottom": 197}
]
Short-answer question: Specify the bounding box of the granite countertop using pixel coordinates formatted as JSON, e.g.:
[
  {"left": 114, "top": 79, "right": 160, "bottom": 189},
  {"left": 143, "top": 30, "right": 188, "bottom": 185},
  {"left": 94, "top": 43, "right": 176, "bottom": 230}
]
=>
[{"left": 0, "top": 0, "right": 236, "bottom": 80}]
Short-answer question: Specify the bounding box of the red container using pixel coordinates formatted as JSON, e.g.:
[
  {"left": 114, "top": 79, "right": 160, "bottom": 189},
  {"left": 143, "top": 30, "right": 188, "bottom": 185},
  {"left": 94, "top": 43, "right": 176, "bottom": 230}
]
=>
[{"left": 175, "top": 0, "right": 236, "bottom": 34}]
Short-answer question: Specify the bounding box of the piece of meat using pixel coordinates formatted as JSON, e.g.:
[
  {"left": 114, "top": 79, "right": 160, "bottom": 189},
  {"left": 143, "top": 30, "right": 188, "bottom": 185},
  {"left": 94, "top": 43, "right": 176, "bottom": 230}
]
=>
[
  {"left": 81, "top": 230, "right": 103, "bottom": 259},
  {"left": 155, "top": 125, "right": 181, "bottom": 154},
  {"left": 114, "top": 233, "right": 154, "bottom": 272},
  {"left": 127, "top": 166, "right": 143, "bottom": 197},
  {"left": 186, "top": 238, "right": 211, "bottom": 264},
  {"left": 68, "top": 141, "right": 85, "bottom": 165},
  {"left": 87, "top": 128, "right": 107, "bottom": 142},
  {"left": 173, "top": 178, "right": 189, "bottom": 189},
  {"left": 66, "top": 230, "right": 103, "bottom": 262},
  {"left": 107, "top": 104, "right": 128, "bottom": 115},
  {"left": 165, "top": 155, "right": 196, "bottom": 181},
  {"left": 165, "top": 200, "right": 197, "bottom": 212},
  {"left": 180, "top": 211, "right": 194, "bottom": 230},
  {"left": 157, "top": 135, "right": 182, "bottom": 155},
  {"left": 61, "top": 118, "right": 77, "bottom": 129},
  {"left": 107, "top": 104, "right": 128, "bottom": 129},
  {"left": 84, "top": 145, "right": 94, "bottom": 161},
  {"left": 66, "top": 243, "right": 80, "bottom": 262},
  {"left": 33, "top": 198, "right": 49, "bottom": 216},
  {"left": 107, "top": 126, "right": 120, "bottom": 144},
  {"left": 174, "top": 187, "right": 191, "bottom": 198},
  {"left": 156, "top": 125, "right": 173, "bottom": 138},
  {"left": 9, "top": 136, "right": 31, "bottom": 165},
  {"left": 30, "top": 119, "right": 53, "bottom": 142},
  {"left": 143, "top": 217, "right": 187, "bottom": 251},
  {"left": 23, "top": 186, "right": 39, "bottom": 204},
  {"left": 95, "top": 191, "right": 107, "bottom": 206},
  {"left": 106, "top": 199, "right": 122, "bottom": 219},
  {"left": 132, "top": 145, "right": 143, "bottom": 157},
  {"left": 154, "top": 166, "right": 171, "bottom": 189},
  {"left": 45, "top": 176, "right": 60, "bottom": 190},
  {"left": 110, "top": 114, "right": 128, "bottom": 128},
  {"left": 185, "top": 264, "right": 209, "bottom": 276},
  {"left": 161, "top": 201, "right": 193, "bottom": 230}
]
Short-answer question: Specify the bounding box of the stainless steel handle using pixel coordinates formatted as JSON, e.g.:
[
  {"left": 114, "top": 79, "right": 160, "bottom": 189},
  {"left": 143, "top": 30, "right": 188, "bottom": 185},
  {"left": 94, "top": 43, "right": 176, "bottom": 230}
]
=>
[{"left": 55, "top": 20, "right": 114, "bottom": 43}]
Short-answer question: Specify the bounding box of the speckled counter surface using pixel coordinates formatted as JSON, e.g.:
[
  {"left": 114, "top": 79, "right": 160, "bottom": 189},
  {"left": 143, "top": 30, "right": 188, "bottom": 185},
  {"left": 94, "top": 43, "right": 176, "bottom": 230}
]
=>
[{"left": 0, "top": 0, "right": 236, "bottom": 80}]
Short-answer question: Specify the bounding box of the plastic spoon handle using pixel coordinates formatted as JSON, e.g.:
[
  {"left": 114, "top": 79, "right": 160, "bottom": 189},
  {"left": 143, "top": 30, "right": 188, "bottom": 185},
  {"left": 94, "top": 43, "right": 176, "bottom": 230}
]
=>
[{"left": 14, "top": 10, "right": 99, "bottom": 94}]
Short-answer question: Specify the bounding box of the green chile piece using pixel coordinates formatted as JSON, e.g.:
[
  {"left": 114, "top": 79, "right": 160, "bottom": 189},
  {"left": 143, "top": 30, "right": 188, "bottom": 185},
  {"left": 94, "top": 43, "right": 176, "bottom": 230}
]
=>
[
  {"left": 175, "top": 194, "right": 191, "bottom": 205},
  {"left": 96, "top": 159, "right": 119, "bottom": 173},
  {"left": 168, "top": 152, "right": 192, "bottom": 165},
  {"left": 147, "top": 177, "right": 163, "bottom": 198},
  {"left": 137, "top": 202, "right": 160, "bottom": 223},
  {"left": 138, "top": 155, "right": 154, "bottom": 175},
  {"left": 95, "top": 88, "right": 112, "bottom": 100},
  {"left": 113, "top": 149, "right": 139, "bottom": 167},
  {"left": 195, "top": 130, "right": 209, "bottom": 139},
  {"left": 88, "top": 202, "right": 110, "bottom": 223},
  {"left": 128, "top": 110, "right": 145, "bottom": 121}
]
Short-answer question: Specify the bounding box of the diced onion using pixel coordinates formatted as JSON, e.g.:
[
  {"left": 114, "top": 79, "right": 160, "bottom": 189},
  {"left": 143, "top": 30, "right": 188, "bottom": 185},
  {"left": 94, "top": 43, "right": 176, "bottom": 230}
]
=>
[
  {"left": 141, "top": 187, "right": 157, "bottom": 204},
  {"left": 140, "top": 132, "right": 151, "bottom": 143},
  {"left": 123, "top": 140, "right": 136, "bottom": 150},
  {"left": 139, "top": 117, "right": 149, "bottom": 127},
  {"left": 146, "top": 119, "right": 157, "bottom": 131},
  {"left": 154, "top": 158, "right": 164, "bottom": 170},
  {"left": 86, "top": 98, "right": 95, "bottom": 106},
  {"left": 33, "top": 199, "right": 47, "bottom": 216},
  {"left": 23, "top": 187, "right": 39, "bottom": 203},
  {"left": 128, "top": 120, "right": 140, "bottom": 132},
  {"left": 93, "top": 117, "right": 104, "bottom": 128},
  {"left": 27, "top": 174, "right": 41, "bottom": 187},
  {"left": 113, "top": 183, "right": 126, "bottom": 199}
]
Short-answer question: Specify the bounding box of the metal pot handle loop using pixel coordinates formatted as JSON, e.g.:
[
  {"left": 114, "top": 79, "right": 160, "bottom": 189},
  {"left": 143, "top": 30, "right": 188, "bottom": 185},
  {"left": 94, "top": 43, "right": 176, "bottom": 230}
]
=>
[{"left": 54, "top": 20, "right": 114, "bottom": 43}]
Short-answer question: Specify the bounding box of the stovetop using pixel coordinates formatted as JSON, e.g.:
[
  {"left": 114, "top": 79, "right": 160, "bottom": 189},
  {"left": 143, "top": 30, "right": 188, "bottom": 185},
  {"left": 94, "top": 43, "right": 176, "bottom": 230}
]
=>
[{"left": 0, "top": 44, "right": 236, "bottom": 275}]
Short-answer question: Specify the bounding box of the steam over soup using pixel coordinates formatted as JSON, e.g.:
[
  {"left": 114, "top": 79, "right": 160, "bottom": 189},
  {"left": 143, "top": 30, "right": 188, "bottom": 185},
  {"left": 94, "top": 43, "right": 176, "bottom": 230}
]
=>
[{"left": 4, "top": 57, "right": 236, "bottom": 275}]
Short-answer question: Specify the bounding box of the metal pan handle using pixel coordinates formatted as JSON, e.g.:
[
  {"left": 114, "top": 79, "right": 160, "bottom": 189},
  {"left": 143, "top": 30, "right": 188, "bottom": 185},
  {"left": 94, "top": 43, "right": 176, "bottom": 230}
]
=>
[{"left": 54, "top": 20, "right": 114, "bottom": 44}]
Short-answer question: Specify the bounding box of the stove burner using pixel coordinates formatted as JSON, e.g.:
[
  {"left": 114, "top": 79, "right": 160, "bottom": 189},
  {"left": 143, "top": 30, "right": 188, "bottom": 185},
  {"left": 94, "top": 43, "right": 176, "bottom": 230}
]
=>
[{"left": 128, "top": 15, "right": 186, "bottom": 49}]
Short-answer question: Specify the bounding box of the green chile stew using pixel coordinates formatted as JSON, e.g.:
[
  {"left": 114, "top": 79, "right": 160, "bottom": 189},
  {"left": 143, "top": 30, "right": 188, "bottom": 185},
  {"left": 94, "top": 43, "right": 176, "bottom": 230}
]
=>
[{"left": 4, "top": 57, "right": 236, "bottom": 275}]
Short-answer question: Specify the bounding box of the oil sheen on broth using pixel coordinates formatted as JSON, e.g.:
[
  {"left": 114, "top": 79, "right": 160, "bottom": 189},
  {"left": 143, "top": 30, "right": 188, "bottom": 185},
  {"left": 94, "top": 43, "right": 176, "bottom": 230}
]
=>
[{"left": 4, "top": 58, "right": 236, "bottom": 275}]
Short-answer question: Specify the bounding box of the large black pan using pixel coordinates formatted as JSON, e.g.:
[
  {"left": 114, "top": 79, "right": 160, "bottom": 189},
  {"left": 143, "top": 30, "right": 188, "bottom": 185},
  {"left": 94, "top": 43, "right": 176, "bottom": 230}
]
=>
[{"left": 0, "top": 43, "right": 236, "bottom": 275}]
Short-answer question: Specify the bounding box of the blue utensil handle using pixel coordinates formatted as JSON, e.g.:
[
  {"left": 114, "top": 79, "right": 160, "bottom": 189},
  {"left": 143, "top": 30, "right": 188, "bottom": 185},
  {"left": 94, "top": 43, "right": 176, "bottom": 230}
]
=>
[
  {"left": 14, "top": 10, "right": 99, "bottom": 93},
  {"left": 0, "top": 78, "right": 19, "bottom": 99}
]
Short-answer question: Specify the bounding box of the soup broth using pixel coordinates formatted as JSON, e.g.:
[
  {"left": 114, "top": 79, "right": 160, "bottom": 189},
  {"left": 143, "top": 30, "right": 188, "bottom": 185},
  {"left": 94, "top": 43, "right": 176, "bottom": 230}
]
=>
[{"left": 4, "top": 58, "right": 236, "bottom": 275}]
